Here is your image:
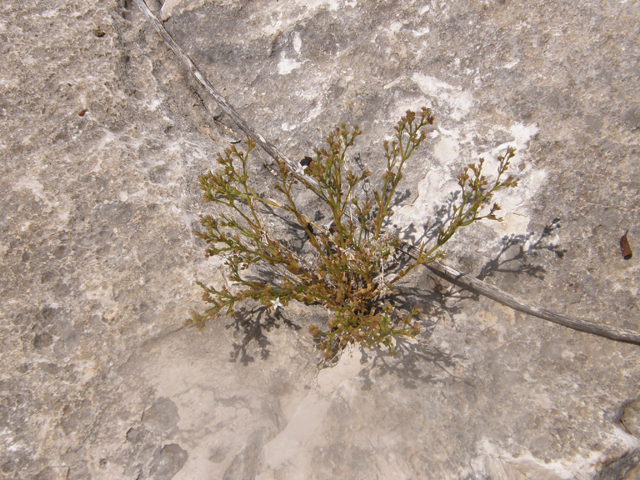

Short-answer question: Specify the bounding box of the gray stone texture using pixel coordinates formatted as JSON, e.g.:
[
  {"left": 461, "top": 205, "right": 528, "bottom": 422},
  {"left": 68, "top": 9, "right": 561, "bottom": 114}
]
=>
[{"left": 1, "top": 0, "right": 639, "bottom": 479}]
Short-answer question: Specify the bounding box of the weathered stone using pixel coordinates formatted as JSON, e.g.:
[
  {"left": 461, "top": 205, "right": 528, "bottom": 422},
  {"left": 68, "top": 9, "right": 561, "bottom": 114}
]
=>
[
  {"left": 142, "top": 397, "right": 180, "bottom": 433},
  {"left": 1, "top": 0, "right": 640, "bottom": 479},
  {"left": 148, "top": 444, "right": 189, "bottom": 480}
]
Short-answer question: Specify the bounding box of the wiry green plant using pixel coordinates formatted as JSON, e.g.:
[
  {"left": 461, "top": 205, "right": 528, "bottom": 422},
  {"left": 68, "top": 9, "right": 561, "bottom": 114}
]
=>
[{"left": 189, "top": 108, "right": 519, "bottom": 357}]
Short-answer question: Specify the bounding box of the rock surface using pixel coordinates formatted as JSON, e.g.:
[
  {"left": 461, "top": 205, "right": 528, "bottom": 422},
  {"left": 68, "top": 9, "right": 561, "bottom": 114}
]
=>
[{"left": 1, "top": 0, "right": 640, "bottom": 479}]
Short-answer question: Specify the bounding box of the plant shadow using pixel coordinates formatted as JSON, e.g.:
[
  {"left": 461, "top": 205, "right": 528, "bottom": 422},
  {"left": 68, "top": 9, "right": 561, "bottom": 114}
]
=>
[
  {"left": 397, "top": 191, "right": 461, "bottom": 246},
  {"left": 476, "top": 218, "right": 566, "bottom": 282},
  {"left": 357, "top": 337, "right": 472, "bottom": 390},
  {"left": 217, "top": 193, "right": 564, "bottom": 372},
  {"left": 222, "top": 272, "right": 468, "bottom": 374},
  {"left": 353, "top": 279, "right": 474, "bottom": 389},
  {"left": 226, "top": 303, "right": 300, "bottom": 366}
]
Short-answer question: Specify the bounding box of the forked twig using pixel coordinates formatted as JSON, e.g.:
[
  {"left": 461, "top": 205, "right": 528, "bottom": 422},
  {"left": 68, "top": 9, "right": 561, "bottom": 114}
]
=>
[{"left": 132, "top": 0, "right": 640, "bottom": 346}]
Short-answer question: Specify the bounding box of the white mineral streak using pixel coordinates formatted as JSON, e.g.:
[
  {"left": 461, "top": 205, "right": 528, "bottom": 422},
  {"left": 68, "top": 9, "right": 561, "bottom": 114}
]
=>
[
  {"left": 278, "top": 51, "right": 302, "bottom": 75},
  {"left": 302, "top": 101, "right": 324, "bottom": 123},
  {"left": 12, "top": 178, "right": 51, "bottom": 208},
  {"left": 464, "top": 435, "right": 640, "bottom": 480},
  {"left": 161, "top": 0, "right": 186, "bottom": 20},
  {"left": 412, "top": 73, "right": 473, "bottom": 121},
  {"left": 87, "top": 131, "right": 117, "bottom": 173},
  {"left": 294, "top": 0, "right": 341, "bottom": 11},
  {"left": 161, "top": 0, "right": 213, "bottom": 20},
  {"left": 293, "top": 31, "right": 302, "bottom": 54},
  {"left": 83, "top": 284, "right": 115, "bottom": 307}
]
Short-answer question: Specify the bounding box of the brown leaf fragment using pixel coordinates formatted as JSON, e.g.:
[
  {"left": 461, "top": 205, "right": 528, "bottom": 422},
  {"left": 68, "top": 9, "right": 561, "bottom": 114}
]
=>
[{"left": 620, "top": 231, "right": 632, "bottom": 260}]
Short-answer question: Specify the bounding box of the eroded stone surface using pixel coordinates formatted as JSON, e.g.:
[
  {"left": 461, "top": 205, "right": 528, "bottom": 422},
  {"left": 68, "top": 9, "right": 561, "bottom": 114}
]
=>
[{"left": 1, "top": 0, "right": 640, "bottom": 479}]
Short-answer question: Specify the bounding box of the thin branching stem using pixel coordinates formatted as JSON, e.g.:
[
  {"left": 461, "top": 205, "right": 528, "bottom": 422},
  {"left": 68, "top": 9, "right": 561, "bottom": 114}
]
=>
[{"left": 193, "top": 108, "right": 525, "bottom": 357}]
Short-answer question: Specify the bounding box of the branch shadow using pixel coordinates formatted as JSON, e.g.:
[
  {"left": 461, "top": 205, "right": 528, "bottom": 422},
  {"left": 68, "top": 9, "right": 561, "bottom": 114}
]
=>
[
  {"left": 222, "top": 269, "right": 469, "bottom": 377},
  {"left": 357, "top": 336, "right": 472, "bottom": 391},
  {"left": 259, "top": 203, "right": 313, "bottom": 251},
  {"left": 476, "top": 218, "right": 566, "bottom": 281},
  {"left": 225, "top": 303, "right": 300, "bottom": 366},
  {"left": 344, "top": 220, "right": 567, "bottom": 385},
  {"left": 353, "top": 280, "right": 475, "bottom": 389},
  {"left": 396, "top": 191, "right": 461, "bottom": 246},
  {"left": 213, "top": 178, "right": 564, "bottom": 372}
]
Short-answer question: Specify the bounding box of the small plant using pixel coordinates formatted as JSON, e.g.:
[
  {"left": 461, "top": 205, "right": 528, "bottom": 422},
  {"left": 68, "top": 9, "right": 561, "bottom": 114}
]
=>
[{"left": 190, "top": 108, "right": 519, "bottom": 358}]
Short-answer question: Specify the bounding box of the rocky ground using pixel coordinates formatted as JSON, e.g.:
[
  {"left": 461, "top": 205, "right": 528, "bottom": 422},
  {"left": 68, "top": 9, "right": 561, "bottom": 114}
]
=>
[{"left": 1, "top": 0, "right": 640, "bottom": 479}]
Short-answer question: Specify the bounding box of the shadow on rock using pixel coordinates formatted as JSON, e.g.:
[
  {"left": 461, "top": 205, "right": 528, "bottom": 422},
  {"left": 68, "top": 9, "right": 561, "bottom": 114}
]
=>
[
  {"left": 356, "top": 283, "right": 471, "bottom": 389},
  {"left": 225, "top": 265, "right": 468, "bottom": 373},
  {"left": 477, "top": 218, "right": 566, "bottom": 281},
  {"left": 226, "top": 304, "right": 300, "bottom": 366},
  {"left": 399, "top": 191, "right": 461, "bottom": 246},
  {"left": 358, "top": 337, "right": 468, "bottom": 390}
]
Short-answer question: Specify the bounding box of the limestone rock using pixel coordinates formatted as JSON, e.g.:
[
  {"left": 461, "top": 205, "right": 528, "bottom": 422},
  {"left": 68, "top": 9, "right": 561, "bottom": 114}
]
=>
[{"left": 1, "top": 0, "right": 639, "bottom": 479}]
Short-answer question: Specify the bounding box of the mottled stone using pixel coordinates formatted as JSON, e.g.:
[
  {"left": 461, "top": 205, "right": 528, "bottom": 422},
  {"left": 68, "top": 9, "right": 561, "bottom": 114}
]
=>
[
  {"left": 142, "top": 397, "right": 180, "bottom": 434},
  {"left": 1, "top": 0, "right": 640, "bottom": 479},
  {"left": 148, "top": 444, "right": 188, "bottom": 480}
]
